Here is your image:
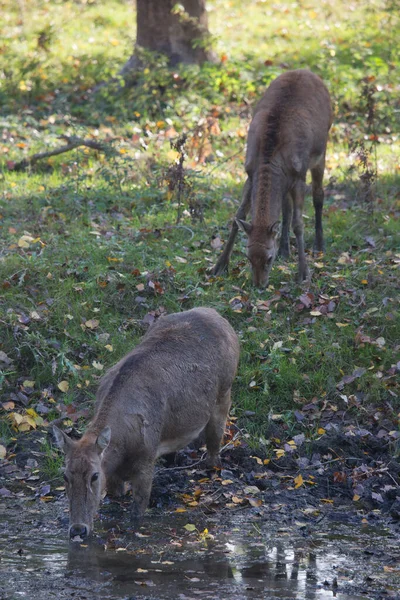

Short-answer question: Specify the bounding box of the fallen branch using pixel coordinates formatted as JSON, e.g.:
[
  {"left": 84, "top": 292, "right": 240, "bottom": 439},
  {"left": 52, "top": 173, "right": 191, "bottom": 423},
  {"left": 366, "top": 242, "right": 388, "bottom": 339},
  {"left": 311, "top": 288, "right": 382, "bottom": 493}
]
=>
[{"left": 7, "top": 135, "right": 109, "bottom": 172}]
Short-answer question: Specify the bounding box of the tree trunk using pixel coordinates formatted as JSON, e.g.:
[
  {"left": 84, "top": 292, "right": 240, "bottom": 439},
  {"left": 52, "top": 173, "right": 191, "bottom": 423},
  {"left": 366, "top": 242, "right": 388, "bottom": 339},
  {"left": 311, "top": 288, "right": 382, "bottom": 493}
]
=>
[{"left": 122, "top": 0, "right": 214, "bottom": 75}]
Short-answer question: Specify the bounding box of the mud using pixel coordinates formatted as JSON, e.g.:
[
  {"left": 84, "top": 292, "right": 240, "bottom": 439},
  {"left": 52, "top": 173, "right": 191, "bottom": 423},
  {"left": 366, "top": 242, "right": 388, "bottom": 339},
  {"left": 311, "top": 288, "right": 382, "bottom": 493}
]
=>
[
  {"left": 1, "top": 425, "right": 400, "bottom": 600},
  {"left": 1, "top": 493, "right": 400, "bottom": 600}
]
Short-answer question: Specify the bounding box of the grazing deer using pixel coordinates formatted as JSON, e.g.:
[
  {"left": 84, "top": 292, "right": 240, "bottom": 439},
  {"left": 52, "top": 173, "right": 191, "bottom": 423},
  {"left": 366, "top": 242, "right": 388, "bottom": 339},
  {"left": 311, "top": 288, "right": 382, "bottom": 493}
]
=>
[
  {"left": 54, "top": 307, "right": 239, "bottom": 538},
  {"left": 212, "top": 69, "right": 333, "bottom": 287}
]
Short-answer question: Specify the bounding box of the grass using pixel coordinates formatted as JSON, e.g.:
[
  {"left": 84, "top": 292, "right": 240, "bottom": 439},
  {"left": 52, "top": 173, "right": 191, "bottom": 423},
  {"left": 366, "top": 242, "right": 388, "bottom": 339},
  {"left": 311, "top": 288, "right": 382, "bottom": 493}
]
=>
[{"left": 0, "top": 0, "right": 399, "bottom": 447}]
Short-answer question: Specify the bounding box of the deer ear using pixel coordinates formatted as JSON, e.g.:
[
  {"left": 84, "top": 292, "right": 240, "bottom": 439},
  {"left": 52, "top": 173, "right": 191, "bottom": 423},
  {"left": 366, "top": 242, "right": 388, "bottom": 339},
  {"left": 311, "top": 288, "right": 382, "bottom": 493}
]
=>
[
  {"left": 53, "top": 426, "right": 73, "bottom": 454},
  {"left": 269, "top": 221, "right": 281, "bottom": 238},
  {"left": 96, "top": 426, "right": 111, "bottom": 453},
  {"left": 235, "top": 218, "right": 253, "bottom": 236}
]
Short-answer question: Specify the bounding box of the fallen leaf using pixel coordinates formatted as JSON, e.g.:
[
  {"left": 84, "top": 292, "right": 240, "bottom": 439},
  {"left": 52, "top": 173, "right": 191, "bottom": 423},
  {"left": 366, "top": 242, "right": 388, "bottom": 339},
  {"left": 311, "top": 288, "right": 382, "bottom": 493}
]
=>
[
  {"left": 0, "top": 351, "right": 13, "bottom": 365},
  {"left": 84, "top": 319, "right": 99, "bottom": 329},
  {"left": 92, "top": 361, "right": 104, "bottom": 370},
  {"left": 248, "top": 497, "right": 262, "bottom": 507},
  {"left": 0, "top": 445, "right": 6, "bottom": 459},
  {"left": 58, "top": 381, "right": 69, "bottom": 392},
  {"left": 184, "top": 523, "right": 197, "bottom": 532},
  {"left": 294, "top": 474, "right": 304, "bottom": 489}
]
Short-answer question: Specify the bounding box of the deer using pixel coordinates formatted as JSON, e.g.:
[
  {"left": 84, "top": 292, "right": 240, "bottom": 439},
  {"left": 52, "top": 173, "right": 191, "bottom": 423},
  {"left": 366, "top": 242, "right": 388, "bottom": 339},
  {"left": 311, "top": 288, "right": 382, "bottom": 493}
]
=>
[
  {"left": 53, "top": 307, "right": 239, "bottom": 539},
  {"left": 212, "top": 69, "right": 333, "bottom": 287}
]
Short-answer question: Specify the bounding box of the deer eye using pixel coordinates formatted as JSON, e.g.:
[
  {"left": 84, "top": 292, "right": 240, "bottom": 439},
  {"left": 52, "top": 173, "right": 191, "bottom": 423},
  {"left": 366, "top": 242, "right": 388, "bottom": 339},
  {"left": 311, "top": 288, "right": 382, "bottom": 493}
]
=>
[{"left": 91, "top": 473, "right": 99, "bottom": 483}]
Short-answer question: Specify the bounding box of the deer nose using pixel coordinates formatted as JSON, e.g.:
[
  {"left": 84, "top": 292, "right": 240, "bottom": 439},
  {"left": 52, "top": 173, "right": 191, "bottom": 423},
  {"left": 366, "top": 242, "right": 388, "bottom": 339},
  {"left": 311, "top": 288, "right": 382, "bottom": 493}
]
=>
[{"left": 69, "top": 524, "right": 88, "bottom": 539}]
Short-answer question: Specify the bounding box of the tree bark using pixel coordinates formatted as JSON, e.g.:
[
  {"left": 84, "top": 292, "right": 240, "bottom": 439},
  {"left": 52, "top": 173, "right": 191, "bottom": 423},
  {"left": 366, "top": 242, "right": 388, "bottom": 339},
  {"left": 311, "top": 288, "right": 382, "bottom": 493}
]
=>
[{"left": 122, "top": 0, "right": 214, "bottom": 74}]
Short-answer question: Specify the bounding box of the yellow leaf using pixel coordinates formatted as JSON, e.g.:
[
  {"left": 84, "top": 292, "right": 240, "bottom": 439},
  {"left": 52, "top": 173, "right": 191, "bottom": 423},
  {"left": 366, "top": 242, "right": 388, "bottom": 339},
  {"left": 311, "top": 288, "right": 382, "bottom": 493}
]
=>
[
  {"left": 0, "top": 445, "right": 6, "bottom": 459},
  {"left": 26, "top": 408, "right": 38, "bottom": 418},
  {"left": 263, "top": 458, "right": 270, "bottom": 465},
  {"left": 58, "top": 380, "right": 69, "bottom": 392},
  {"left": 251, "top": 455, "right": 263, "bottom": 465},
  {"left": 105, "top": 344, "right": 113, "bottom": 352},
  {"left": 18, "top": 235, "right": 34, "bottom": 248},
  {"left": 18, "top": 422, "right": 31, "bottom": 432},
  {"left": 336, "top": 322, "right": 349, "bottom": 327},
  {"left": 175, "top": 508, "right": 186, "bottom": 513},
  {"left": 353, "top": 494, "right": 361, "bottom": 501},
  {"left": 84, "top": 319, "right": 99, "bottom": 329},
  {"left": 23, "top": 380, "right": 35, "bottom": 388},
  {"left": 221, "top": 479, "right": 233, "bottom": 485},
  {"left": 294, "top": 474, "right": 304, "bottom": 489},
  {"left": 232, "top": 496, "right": 243, "bottom": 504},
  {"left": 361, "top": 279, "right": 368, "bottom": 285},
  {"left": 25, "top": 416, "right": 37, "bottom": 429},
  {"left": 310, "top": 310, "right": 322, "bottom": 316},
  {"left": 321, "top": 498, "right": 334, "bottom": 504},
  {"left": 10, "top": 412, "right": 23, "bottom": 425},
  {"left": 274, "top": 449, "right": 285, "bottom": 459},
  {"left": 317, "top": 428, "right": 326, "bottom": 435}
]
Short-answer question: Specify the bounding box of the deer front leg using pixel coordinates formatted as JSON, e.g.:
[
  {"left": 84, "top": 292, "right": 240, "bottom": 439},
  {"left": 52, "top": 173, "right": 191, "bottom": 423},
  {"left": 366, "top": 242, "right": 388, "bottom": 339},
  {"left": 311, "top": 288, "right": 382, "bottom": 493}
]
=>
[
  {"left": 278, "top": 193, "right": 292, "bottom": 259},
  {"left": 212, "top": 177, "right": 252, "bottom": 276},
  {"left": 130, "top": 462, "right": 154, "bottom": 523},
  {"left": 291, "top": 180, "right": 309, "bottom": 282}
]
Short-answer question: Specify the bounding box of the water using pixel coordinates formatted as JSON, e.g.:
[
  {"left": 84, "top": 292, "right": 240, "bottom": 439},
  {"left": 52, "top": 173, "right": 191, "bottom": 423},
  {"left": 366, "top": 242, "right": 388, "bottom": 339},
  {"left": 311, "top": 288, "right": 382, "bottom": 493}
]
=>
[{"left": 0, "top": 497, "right": 398, "bottom": 600}]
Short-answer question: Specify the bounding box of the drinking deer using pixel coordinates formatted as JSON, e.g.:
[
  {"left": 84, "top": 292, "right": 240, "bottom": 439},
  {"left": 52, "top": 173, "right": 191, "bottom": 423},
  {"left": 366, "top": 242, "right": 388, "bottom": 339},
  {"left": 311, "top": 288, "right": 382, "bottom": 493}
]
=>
[
  {"left": 53, "top": 307, "right": 239, "bottom": 538},
  {"left": 212, "top": 69, "right": 333, "bottom": 287}
]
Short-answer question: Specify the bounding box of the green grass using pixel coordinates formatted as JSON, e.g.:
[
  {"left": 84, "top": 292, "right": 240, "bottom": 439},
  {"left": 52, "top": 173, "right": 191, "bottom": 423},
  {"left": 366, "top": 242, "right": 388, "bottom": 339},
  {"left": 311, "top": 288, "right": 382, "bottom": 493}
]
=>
[{"left": 0, "top": 0, "right": 399, "bottom": 444}]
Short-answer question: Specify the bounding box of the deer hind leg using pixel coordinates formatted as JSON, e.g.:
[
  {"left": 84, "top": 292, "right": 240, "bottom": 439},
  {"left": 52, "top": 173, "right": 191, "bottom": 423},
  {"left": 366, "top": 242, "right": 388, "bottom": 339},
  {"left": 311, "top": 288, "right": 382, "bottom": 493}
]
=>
[
  {"left": 311, "top": 154, "right": 326, "bottom": 252},
  {"left": 212, "top": 177, "right": 252, "bottom": 276},
  {"left": 291, "top": 179, "right": 309, "bottom": 283},
  {"left": 278, "top": 192, "right": 293, "bottom": 258},
  {"left": 205, "top": 389, "right": 231, "bottom": 468}
]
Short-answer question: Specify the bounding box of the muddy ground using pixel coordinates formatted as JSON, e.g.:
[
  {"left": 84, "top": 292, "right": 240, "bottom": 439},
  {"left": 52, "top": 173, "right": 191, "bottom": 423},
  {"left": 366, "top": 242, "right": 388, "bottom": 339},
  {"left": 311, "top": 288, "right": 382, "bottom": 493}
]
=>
[{"left": 1, "top": 419, "right": 400, "bottom": 599}]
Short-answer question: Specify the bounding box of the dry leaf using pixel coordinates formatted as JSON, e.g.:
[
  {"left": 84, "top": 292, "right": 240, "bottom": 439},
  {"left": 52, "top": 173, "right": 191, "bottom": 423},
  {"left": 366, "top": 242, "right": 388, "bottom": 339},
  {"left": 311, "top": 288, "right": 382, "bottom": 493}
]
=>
[
  {"left": 58, "top": 381, "right": 69, "bottom": 392},
  {"left": 294, "top": 474, "right": 304, "bottom": 489},
  {"left": 84, "top": 319, "right": 99, "bottom": 329}
]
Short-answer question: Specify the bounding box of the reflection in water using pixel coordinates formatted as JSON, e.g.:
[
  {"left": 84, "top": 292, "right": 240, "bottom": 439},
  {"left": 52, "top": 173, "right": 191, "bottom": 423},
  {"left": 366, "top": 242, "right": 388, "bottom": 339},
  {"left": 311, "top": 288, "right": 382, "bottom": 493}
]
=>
[{"left": 0, "top": 500, "right": 374, "bottom": 600}]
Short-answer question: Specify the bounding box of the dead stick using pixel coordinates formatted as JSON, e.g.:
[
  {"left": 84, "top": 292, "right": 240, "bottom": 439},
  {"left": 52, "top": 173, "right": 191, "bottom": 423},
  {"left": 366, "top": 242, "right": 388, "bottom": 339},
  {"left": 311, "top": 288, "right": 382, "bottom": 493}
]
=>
[{"left": 8, "top": 136, "right": 108, "bottom": 171}]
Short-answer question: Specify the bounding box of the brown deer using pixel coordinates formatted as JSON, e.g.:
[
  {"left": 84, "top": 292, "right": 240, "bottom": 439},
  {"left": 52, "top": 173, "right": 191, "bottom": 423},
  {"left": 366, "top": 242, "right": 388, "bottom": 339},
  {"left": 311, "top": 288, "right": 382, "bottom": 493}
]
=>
[
  {"left": 53, "top": 307, "right": 239, "bottom": 538},
  {"left": 212, "top": 69, "right": 333, "bottom": 287}
]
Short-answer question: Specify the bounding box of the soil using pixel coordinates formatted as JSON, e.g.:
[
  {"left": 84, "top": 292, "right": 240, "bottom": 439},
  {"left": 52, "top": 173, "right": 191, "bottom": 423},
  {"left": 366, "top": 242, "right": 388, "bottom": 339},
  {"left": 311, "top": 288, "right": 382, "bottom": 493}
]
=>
[{"left": 1, "top": 421, "right": 400, "bottom": 599}]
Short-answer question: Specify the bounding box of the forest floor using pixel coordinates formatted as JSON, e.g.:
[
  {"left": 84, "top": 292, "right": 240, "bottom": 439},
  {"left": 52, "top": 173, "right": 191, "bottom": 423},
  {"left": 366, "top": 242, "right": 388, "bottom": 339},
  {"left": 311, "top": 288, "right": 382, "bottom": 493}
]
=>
[{"left": 0, "top": 1, "right": 399, "bottom": 597}]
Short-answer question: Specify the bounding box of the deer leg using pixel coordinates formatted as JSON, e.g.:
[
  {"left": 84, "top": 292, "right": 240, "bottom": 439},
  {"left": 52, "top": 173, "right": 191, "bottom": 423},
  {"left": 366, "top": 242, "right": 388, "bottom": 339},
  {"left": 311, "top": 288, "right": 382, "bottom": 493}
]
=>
[
  {"left": 212, "top": 178, "right": 252, "bottom": 276},
  {"left": 130, "top": 462, "right": 154, "bottom": 523},
  {"left": 106, "top": 474, "right": 126, "bottom": 497},
  {"left": 278, "top": 193, "right": 292, "bottom": 258},
  {"left": 291, "top": 179, "right": 309, "bottom": 282},
  {"left": 205, "top": 388, "right": 231, "bottom": 468},
  {"left": 311, "top": 155, "right": 326, "bottom": 253}
]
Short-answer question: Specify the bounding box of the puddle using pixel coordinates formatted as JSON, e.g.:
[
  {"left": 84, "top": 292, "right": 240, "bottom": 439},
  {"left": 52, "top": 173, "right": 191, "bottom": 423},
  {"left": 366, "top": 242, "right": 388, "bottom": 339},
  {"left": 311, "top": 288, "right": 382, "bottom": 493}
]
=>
[{"left": 0, "top": 497, "right": 399, "bottom": 600}]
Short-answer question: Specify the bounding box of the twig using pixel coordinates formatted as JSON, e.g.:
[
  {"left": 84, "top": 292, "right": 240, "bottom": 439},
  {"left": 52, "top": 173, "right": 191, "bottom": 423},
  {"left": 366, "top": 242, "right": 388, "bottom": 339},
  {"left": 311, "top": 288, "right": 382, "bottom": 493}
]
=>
[
  {"left": 165, "top": 225, "right": 195, "bottom": 239},
  {"left": 8, "top": 136, "right": 109, "bottom": 172},
  {"left": 154, "top": 452, "right": 207, "bottom": 475}
]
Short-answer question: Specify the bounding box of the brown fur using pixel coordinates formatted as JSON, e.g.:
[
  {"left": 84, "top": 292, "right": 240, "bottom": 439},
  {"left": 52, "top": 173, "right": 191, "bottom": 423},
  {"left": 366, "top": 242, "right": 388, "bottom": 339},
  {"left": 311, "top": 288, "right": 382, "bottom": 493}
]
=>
[
  {"left": 213, "top": 69, "right": 333, "bottom": 287},
  {"left": 54, "top": 307, "right": 239, "bottom": 538}
]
